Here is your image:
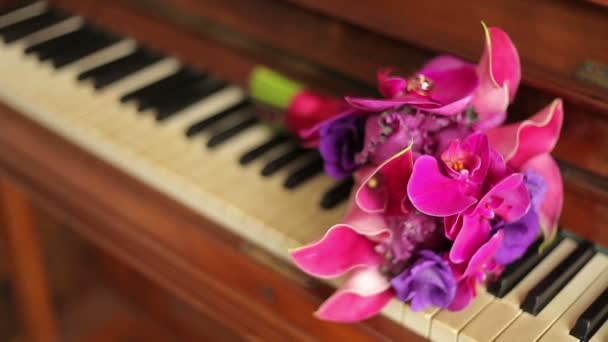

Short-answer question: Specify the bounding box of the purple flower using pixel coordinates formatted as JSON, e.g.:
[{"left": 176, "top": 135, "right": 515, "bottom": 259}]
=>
[
  {"left": 355, "top": 110, "right": 473, "bottom": 166},
  {"left": 391, "top": 250, "right": 457, "bottom": 311},
  {"left": 375, "top": 213, "right": 446, "bottom": 275},
  {"left": 493, "top": 170, "right": 547, "bottom": 265},
  {"left": 319, "top": 114, "right": 367, "bottom": 179}
]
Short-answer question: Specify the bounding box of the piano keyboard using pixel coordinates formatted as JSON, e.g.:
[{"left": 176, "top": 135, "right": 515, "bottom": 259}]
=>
[{"left": 0, "top": 2, "right": 606, "bottom": 341}]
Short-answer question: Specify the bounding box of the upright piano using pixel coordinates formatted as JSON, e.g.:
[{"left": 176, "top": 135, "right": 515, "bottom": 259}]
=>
[{"left": 0, "top": 0, "right": 606, "bottom": 341}]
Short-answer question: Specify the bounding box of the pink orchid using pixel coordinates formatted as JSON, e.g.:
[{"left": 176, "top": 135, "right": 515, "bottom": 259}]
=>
[
  {"left": 356, "top": 145, "right": 414, "bottom": 216},
  {"left": 290, "top": 148, "right": 414, "bottom": 322},
  {"left": 486, "top": 99, "right": 564, "bottom": 238},
  {"left": 290, "top": 205, "right": 392, "bottom": 322},
  {"left": 346, "top": 59, "right": 479, "bottom": 116},
  {"left": 448, "top": 231, "right": 504, "bottom": 310},
  {"left": 407, "top": 133, "right": 493, "bottom": 217},
  {"left": 472, "top": 23, "right": 521, "bottom": 130}
]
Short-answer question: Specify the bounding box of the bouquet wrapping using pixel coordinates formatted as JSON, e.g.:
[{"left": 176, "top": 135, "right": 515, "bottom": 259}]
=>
[{"left": 251, "top": 23, "right": 564, "bottom": 322}]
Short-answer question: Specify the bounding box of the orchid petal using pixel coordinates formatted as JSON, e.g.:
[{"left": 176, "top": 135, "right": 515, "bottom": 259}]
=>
[
  {"left": 345, "top": 96, "right": 438, "bottom": 112},
  {"left": 421, "top": 59, "right": 479, "bottom": 115},
  {"left": 486, "top": 99, "right": 564, "bottom": 169},
  {"left": 462, "top": 230, "right": 504, "bottom": 277},
  {"left": 315, "top": 267, "right": 393, "bottom": 322},
  {"left": 290, "top": 225, "right": 382, "bottom": 279},
  {"left": 407, "top": 156, "right": 478, "bottom": 216},
  {"left": 450, "top": 214, "right": 492, "bottom": 264},
  {"left": 448, "top": 277, "right": 477, "bottom": 311},
  {"left": 356, "top": 145, "right": 414, "bottom": 215},
  {"left": 520, "top": 154, "right": 563, "bottom": 240},
  {"left": 377, "top": 68, "right": 407, "bottom": 98},
  {"left": 478, "top": 173, "right": 530, "bottom": 222},
  {"left": 420, "top": 55, "right": 476, "bottom": 73}
]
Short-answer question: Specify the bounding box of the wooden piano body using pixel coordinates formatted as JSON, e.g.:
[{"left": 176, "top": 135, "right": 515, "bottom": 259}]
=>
[{"left": 0, "top": 0, "right": 606, "bottom": 341}]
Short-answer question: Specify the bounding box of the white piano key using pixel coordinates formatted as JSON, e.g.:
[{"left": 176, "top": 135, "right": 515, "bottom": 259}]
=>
[
  {"left": 0, "top": 1, "right": 47, "bottom": 29},
  {"left": 538, "top": 269, "right": 608, "bottom": 342},
  {"left": 458, "top": 239, "right": 578, "bottom": 342},
  {"left": 430, "top": 289, "right": 493, "bottom": 342},
  {"left": 589, "top": 322, "right": 608, "bottom": 342},
  {"left": 494, "top": 253, "right": 608, "bottom": 342},
  {"left": 22, "top": 15, "right": 82, "bottom": 46}
]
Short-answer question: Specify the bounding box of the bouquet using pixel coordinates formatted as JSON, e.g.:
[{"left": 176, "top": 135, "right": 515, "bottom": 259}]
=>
[{"left": 250, "top": 23, "right": 564, "bottom": 322}]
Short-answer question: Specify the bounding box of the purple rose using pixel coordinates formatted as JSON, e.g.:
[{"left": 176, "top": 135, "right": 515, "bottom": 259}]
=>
[
  {"left": 494, "top": 170, "right": 547, "bottom": 265},
  {"left": 319, "top": 114, "right": 367, "bottom": 179},
  {"left": 390, "top": 250, "right": 457, "bottom": 311}
]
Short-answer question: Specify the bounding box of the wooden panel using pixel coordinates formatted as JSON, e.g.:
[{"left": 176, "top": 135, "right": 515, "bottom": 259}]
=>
[{"left": 0, "top": 180, "right": 59, "bottom": 342}]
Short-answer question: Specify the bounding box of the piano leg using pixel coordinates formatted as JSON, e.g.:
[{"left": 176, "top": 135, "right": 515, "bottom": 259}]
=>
[{"left": 0, "top": 179, "right": 59, "bottom": 342}]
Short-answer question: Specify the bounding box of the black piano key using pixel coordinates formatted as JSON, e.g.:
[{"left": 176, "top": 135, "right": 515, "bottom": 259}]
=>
[
  {"left": 0, "top": 0, "right": 37, "bottom": 17},
  {"left": 0, "top": 8, "right": 70, "bottom": 43},
  {"left": 239, "top": 134, "right": 290, "bottom": 165},
  {"left": 77, "top": 48, "right": 163, "bottom": 89},
  {"left": 120, "top": 68, "right": 203, "bottom": 104},
  {"left": 50, "top": 32, "right": 121, "bottom": 68},
  {"left": 320, "top": 178, "right": 354, "bottom": 209},
  {"left": 25, "top": 26, "right": 92, "bottom": 58},
  {"left": 570, "top": 286, "right": 608, "bottom": 341},
  {"left": 520, "top": 241, "right": 596, "bottom": 315},
  {"left": 487, "top": 235, "right": 563, "bottom": 298},
  {"left": 185, "top": 101, "right": 251, "bottom": 138},
  {"left": 283, "top": 156, "right": 324, "bottom": 189},
  {"left": 261, "top": 147, "right": 308, "bottom": 177},
  {"left": 136, "top": 74, "right": 209, "bottom": 112},
  {"left": 155, "top": 79, "right": 227, "bottom": 120},
  {"left": 206, "top": 116, "right": 259, "bottom": 148}
]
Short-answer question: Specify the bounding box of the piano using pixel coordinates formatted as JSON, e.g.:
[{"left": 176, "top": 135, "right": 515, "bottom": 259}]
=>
[{"left": 0, "top": 0, "right": 606, "bottom": 341}]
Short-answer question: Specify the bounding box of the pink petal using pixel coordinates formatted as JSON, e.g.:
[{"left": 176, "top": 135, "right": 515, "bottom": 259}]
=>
[
  {"left": 462, "top": 231, "right": 504, "bottom": 277},
  {"left": 377, "top": 68, "right": 407, "bottom": 98},
  {"left": 315, "top": 267, "right": 393, "bottom": 322},
  {"left": 290, "top": 225, "right": 382, "bottom": 279},
  {"left": 448, "top": 276, "right": 477, "bottom": 311},
  {"left": 342, "top": 204, "right": 391, "bottom": 239},
  {"left": 356, "top": 146, "right": 414, "bottom": 215},
  {"left": 483, "top": 25, "right": 521, "bottom": 101},
  {"left": 520, "top": 154, "right": 563, "bottom": 240},
  {"left": 345, "top": 95, "right": 438, "bottom": 112},
  {"left": 478, "top": 173, "right": 530, "bottom": 222},
  {"left": 420, "top": 55, "right": 476, "bottom": 74},
  {"left": 422, "top": 60, "right": 479, "bottom": 114},
  {"left": 486, "top": 99, "right": 563, "bottom": 169},
  {"left": 450, "top": 214, "right": 491, "bottom": 264},
  {"left": 472, "top": 24, "right": 521, "bottom": 130},
  {"left": 407, "top": 156, "right": 478, "bottom": 216},
  {"left": 444, "top": 214, "right": 464, "bottom": 240}
]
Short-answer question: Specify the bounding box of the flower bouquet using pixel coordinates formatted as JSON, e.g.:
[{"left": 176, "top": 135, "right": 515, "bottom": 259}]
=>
[{"left": 250, "top": 23, "right": 564, "bottom": 322}]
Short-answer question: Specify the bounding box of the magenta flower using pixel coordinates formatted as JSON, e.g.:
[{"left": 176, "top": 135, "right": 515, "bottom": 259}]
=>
[
  {"left": 354, "top": 143, "right": 418, "bottom": 217},
  {"left": 486, "top": 99, "right": 564, "bottom": 239},
  {"left": 346, "top": 58, "right": 479, "bottom": 116},
  {"left": 290, "top": 147, "right": 415, "bottom": 322},
  {"left": 471, "top": 23, "right": 521, "bottom": 130},
  {"left": 406, "top": 133, "right": 493, "bottom": 217},
  {"left": 289, "top": 204, "right": 393, "bottom": 322}
]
